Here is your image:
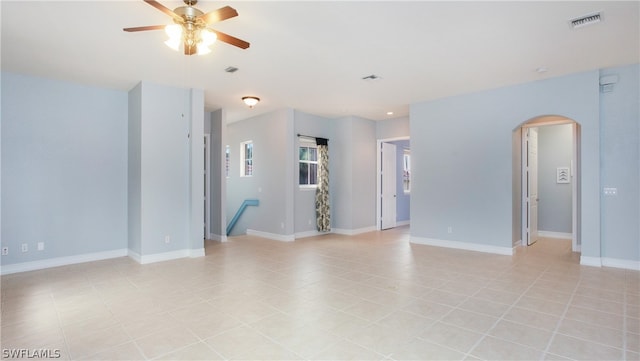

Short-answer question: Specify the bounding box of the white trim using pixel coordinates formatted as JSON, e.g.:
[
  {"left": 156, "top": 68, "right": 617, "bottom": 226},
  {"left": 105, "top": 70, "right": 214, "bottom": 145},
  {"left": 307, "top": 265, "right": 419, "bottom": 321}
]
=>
[
  {"left": 538, "top": 231, "right": 573, "bottom": 240},
  {"left": 602, "top": 258, "right": 640, "bottom": 271},
  {"left": 295, "top": 230, "right": 326, "bottom": 239},
  {"left": 376, "top": 136, "right": 410, "bottom": 231},
  {"left": 396, "top": 220, "right": 410, "bottom": 227},
  {"left": 580, "top": 256, "right": 640, "bottom": 271},
  {"left": 1, "top": 249, "right": 128, "bottom": 275},
  {"left": 204, "top": 134, "right": 211, "bottom": 239},
  {"left": 129, "top": 248, "right": 204, "bottom": 265},
  {"left": 410, "top": 236, "right": 514, "bottom": 256},
  {"left": 208, "top": 233, "right": 228, "bottom": 242},
  {"left": 189, "top": 248, "right": 206, "bottom": 258},
  {"left": 332, "top": 226, "right": 377, "bottom": 236},
  {"left": 246, "top": 229, "right": 295, "bottom": 242},
  {"left": 580, "top": 256, "right": 602, "bottom": 267}
]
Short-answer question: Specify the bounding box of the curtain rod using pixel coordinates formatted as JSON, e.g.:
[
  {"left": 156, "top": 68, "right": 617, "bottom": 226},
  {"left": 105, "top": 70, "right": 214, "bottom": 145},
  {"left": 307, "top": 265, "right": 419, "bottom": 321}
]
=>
[{"left": 297, "top": 133, "right": 329, "bottom": 140}]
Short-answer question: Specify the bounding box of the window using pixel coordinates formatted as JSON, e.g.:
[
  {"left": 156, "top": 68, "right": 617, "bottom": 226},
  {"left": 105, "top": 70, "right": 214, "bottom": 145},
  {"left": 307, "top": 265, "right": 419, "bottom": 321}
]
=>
[
  {"left": 240, "top": 141, "right": 253, "bottom": 177},
  {"left": 225, "top": 145, "right": 230, "bottom": 178},
  {"left": 403, "top": 149, "right": 411, "bottom": 193},
  {"left": 299, "top": 145, "right": 318, "bottom": 187}
]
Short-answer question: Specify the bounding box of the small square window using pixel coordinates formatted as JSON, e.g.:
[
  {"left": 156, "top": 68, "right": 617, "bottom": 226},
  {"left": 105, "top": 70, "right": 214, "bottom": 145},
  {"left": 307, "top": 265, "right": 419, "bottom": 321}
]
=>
[
  {"left": 240, "top": 141, "right": 253, "bottom": 177},
  {"left": 299, "top": 145, "right": 318, "bottom": 187}
]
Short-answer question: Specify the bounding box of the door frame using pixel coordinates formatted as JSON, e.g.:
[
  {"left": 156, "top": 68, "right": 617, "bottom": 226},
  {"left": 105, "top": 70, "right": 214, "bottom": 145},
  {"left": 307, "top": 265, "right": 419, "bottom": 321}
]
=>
[
  {"left": 376, "top": 136, "right": 410, "bottom": 231},
  {"left": 520, "top": 119, "right": 579, "bottom": 252},
  {"left": 522, "top": 127, "right": 539, "bottom": 246},
  {"left": 204, "top": 133, "right": 211, "bottom": 239}
]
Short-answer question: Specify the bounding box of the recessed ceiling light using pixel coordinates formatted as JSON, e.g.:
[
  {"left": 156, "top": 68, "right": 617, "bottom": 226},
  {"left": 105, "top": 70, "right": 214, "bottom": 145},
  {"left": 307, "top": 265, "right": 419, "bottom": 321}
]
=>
[{"left": 536, "top": 66, "right": 548, "bottom": 73}]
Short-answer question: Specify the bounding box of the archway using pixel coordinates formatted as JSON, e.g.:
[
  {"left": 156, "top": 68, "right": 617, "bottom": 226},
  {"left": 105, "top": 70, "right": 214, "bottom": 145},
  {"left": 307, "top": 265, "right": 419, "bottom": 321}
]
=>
[{"left": 512, "top": 115, "right": 581, "bottom": 253}]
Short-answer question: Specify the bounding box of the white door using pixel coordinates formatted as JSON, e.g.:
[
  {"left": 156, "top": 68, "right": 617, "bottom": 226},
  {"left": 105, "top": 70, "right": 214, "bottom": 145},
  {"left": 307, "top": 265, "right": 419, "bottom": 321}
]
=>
[
  {"left": 381, "top": 142, "right": 397, "bottom": 230},
  {"left": 526, "top": 128, "right": 539, "bottom": 245}
]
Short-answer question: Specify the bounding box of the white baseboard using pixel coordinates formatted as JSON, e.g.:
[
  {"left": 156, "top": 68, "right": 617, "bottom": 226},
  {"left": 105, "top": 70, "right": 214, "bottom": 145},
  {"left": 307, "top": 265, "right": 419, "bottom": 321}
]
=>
[
  {"left": 1, "top": 249, "right": 128, "bottom": 275},
  {"left": 333, "top": 226, "right": 377, "bottom": 236},
  {"left": 580, "top": 256, "right": 602, "bottom": 267},
  {"left": 128, "top": 248, "right": 205, "bottom": 265},
  {"left": 396, "top": 220, "right": 410, "bottom": 227},
  {"left": 295, "top": 230, "right": 328, "bottom": 239},
  {"left": 189, "top": 248, "right": 206, "bottom": 258},
  {"left": 538, "top": 231, "right": 572, "bottom": 240},
  {"left": 208, "top": 233, "right": 228, "bottom": 242},
  {"left": 246, "top": 229, "right": 295, "bottom": 242},
  {"left": 410, "top": 236, "right": 514, "bottom": 256},
  {"left": 602, "top": 257, "right": 640, "bottom": 271}
]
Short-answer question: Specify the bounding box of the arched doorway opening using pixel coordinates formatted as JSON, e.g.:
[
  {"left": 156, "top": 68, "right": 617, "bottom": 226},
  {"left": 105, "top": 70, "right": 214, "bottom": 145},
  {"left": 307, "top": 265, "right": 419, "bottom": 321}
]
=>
[{"left": 513, "top": 115, "right": 581, "bottom": 254}]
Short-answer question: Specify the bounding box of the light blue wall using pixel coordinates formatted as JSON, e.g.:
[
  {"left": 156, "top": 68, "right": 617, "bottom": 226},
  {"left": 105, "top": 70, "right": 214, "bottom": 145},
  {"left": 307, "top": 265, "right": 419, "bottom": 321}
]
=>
[
  {"left": 128, "top": 83, "right": 142, "bottom": 254},
  {"left": 410, "top": 70, "right": 601, "bottom": 256},
  {"left": 226, "top": 109, "right": 294, "bottom": 236},
  {"left": 207, "top": 109, "right": 226, "bottom": 239},
  {"left": 377, "top": 116, "right": 410, "bottom": 139},
  {"left": 331, "top": 116, "right": 377, "bottom": 231},
  {"left": 140, "top": 82, "right": 189, "bottom": 255},
  {"left": 538, "top": 124, "right": 573, "bottom": 234},
  {"left": 293, "top": 110, "right": 335, "bottom": 234},
  {"left": 599, "top": 64, "right": 639, "bottom": 261},
  {"left": 1, "top": 72, "right": 128, "bottom": 264}
]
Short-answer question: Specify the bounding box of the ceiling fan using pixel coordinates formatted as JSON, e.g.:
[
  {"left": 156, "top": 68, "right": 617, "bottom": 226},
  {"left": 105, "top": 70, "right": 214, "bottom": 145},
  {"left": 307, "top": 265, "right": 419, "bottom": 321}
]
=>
[{"left": 124, "top": 0, "right": 250, "bottom": 55}]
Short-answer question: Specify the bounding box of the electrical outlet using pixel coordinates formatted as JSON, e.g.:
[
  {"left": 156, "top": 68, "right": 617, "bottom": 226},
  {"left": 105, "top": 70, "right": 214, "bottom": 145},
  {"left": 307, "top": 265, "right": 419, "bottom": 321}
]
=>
[
  {"left": 164, "top": 235, "right": 171, "bottom": 244},
  {"left": 1, "top": 247, "right": 8, "bottom": 256},
  {"left": 21, "top": 243, "right": 28, "bottom": 252},
  {"left": 447, "top": 226, "right": 453, "bottom": 234},
  {"left": 37, "top": 242, "right": 44, "bottom": 251}
]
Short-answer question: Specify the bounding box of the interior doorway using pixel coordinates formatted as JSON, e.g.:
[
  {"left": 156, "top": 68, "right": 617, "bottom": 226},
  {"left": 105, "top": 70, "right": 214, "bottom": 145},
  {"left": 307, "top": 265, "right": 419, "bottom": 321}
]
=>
[
  {"left": 515, "top": 116, "right": 580, "bottom": 252},
  {"left": 377, "top": 137, "right": 411, "bottom": 230}
]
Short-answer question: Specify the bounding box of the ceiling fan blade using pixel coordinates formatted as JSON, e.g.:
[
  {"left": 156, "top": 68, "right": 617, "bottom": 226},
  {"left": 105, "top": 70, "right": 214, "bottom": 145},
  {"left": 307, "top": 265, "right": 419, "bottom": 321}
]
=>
[
  {"left": 143, "top": 0, "right": 181, "bottom": 21},
  {"left": 198, "top": 6, "right": 238, "bottom": 25},
  {"left": 123, "top": 25, "right": 166, "bottom": 32},
  {"left": 211, "top": 30, "right": 250, "bottom": 49}
]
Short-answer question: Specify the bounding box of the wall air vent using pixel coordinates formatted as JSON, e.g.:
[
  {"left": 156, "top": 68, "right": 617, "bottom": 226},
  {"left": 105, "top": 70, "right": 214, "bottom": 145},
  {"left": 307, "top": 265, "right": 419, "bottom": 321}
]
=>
[{"left": 569, "top": 12, "right": 602, "bottom": 29}]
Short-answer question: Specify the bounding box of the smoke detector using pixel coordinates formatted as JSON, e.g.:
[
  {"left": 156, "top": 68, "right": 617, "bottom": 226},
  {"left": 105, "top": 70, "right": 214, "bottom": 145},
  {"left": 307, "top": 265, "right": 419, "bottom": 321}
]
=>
[{"left": 569, "top": 11, "right": 602, "bottom": 29}]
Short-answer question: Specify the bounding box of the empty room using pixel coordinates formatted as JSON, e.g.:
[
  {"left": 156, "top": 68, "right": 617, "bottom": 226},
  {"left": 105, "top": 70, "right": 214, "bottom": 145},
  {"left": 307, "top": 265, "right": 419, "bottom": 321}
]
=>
[{"left": 1, "top": 1, "right": 639, "bottom": 360}]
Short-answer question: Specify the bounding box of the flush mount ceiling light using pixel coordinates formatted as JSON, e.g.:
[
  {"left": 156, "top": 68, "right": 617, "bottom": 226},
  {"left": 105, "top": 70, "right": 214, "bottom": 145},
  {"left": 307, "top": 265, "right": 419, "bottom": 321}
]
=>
[
  {"left": 123, "top": 0, "right": 250, "bottom": 56},
  {"left": 242, "top": 96, "right": 260, "bottom": 108}
]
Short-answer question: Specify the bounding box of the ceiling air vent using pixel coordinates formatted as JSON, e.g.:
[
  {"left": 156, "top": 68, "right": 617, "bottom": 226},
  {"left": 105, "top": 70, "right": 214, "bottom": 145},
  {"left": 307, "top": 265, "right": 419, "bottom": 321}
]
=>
[
  {"left": 362, "top": 74, "right": 382, "bottom": 81},
  {"left": 225, "top": 66, "right": 239, "bottom": 73},
  {"left": 569, "top": 12, "right": 602, "bottom": 29}
]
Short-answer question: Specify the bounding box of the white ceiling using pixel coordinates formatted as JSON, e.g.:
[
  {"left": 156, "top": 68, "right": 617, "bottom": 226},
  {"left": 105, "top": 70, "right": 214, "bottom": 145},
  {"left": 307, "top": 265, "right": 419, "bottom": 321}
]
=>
[{"left": 2, "top": 1, "right": 638, "bottom": 123}]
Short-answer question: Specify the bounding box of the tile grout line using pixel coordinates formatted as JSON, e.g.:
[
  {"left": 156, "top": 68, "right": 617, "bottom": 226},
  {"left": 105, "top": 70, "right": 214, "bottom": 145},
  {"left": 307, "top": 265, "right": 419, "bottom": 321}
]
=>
[{"left": 462, "top": 264, "right": 553, "bottom": 360}]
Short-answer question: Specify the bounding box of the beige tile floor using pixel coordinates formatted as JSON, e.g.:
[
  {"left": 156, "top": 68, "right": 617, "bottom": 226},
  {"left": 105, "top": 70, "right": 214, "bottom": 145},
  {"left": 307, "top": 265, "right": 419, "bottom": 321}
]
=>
[{"left": 1, "top": 227, "right": 639, "bottom": 360}]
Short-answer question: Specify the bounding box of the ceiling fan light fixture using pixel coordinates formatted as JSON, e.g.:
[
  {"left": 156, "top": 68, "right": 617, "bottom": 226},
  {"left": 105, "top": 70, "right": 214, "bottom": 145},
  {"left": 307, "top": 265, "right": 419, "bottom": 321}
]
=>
[
  {"left": 196, "top": 43, "right": 212, "bottom": 55},
  {"left": 164, "top": 38, "right": 181, "bottom": 51},
  {"left": 165, "top": 23, "right": 183, "bottom": 38},
  {"left": 200, "top": 29, "right": 217, "bottom": 45},
  {"left": 242, "top": 96, "right": 260, "bottom": 108}
]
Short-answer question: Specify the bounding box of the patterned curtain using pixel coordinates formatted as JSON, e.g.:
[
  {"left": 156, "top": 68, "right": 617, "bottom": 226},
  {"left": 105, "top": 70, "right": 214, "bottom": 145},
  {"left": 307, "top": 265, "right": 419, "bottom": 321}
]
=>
[{"left": 315, "top": 138, "right": 330, "bottom": 232}]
